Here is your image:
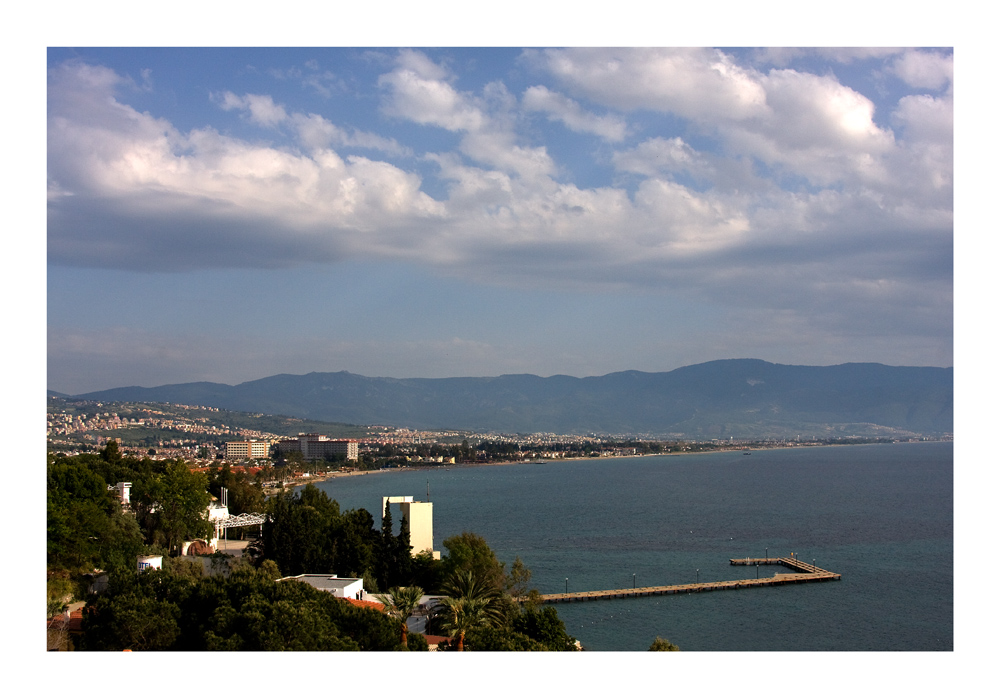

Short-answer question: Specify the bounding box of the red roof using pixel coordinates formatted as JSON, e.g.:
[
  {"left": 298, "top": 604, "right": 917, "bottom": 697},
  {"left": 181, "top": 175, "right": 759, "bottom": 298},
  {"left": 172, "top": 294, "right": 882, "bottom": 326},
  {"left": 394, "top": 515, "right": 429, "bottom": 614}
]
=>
[
  {"left": 339, "top": 597, "right": 385, "bottom": 611},
  {"left": 47, "top": 608, "right": 84, "bottom": 633}
]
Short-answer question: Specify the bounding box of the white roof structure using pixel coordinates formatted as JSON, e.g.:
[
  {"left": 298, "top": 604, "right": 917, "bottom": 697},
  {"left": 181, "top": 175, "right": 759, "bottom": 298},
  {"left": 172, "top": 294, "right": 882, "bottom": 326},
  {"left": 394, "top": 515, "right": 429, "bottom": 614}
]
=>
[{"left": 278, "top": 574, "right": 365, "bottom": 598}]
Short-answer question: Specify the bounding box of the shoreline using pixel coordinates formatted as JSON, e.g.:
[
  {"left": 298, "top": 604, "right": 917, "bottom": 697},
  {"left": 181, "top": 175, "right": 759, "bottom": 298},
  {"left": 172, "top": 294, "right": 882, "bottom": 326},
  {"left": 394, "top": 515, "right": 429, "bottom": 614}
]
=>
[{"left": 282, "top": 439, "right": 946, "bottom": 491}]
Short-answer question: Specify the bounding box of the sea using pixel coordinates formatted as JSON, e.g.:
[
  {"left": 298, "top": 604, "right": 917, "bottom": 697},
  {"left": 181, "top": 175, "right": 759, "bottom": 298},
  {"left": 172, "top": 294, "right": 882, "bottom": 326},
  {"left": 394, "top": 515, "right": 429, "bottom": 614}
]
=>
[{"left": 304, "top": 441, "right": 953, "bottom": 652}]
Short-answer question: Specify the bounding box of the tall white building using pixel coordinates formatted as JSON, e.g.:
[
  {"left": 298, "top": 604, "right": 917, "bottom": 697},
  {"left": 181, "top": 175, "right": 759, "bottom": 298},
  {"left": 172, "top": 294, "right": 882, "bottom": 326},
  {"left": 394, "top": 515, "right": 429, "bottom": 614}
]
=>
[{"left": 382, "top": 496, "right": 440, "bottom": 560}]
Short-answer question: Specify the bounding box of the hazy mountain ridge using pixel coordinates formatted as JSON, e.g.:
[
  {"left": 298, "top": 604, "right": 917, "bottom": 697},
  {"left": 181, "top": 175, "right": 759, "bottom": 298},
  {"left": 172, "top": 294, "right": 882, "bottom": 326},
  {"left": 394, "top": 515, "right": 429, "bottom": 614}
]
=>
[{"left": 70, "top": 360, "right": 953, "bottom": 438}]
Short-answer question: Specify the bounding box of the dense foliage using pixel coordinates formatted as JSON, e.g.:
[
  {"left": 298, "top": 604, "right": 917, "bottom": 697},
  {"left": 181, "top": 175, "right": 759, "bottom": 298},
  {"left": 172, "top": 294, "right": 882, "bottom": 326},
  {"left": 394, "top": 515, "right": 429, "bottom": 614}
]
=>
[
  {"left": 78, "top": 566, "right": 402, "bottom": 651},
  {"left": 251, "top": 485, "right": 413, "bottom": 591},
  {"left": 46, "top": 444, "right": 266, "bottom": 612}
]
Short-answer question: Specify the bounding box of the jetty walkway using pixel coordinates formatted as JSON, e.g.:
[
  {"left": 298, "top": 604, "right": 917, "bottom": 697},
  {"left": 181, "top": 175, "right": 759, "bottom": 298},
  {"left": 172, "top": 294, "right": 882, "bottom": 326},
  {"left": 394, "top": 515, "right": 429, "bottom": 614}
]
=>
[{"left": 538, "top": 556, "right": 840, "bottom": 604}]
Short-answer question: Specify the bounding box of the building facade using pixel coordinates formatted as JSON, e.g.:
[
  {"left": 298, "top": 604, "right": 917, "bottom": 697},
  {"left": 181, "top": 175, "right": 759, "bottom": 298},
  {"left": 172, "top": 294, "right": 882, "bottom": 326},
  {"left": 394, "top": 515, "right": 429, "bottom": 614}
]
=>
[
  {"left": 275, "top": 434, "right": 359, "bottom": 461},
  {"left": 225, "top": 440, "right": 271, "bottom": 460},
  {"left": 382, "top": 496, "right": 440, "bottom": 560}
]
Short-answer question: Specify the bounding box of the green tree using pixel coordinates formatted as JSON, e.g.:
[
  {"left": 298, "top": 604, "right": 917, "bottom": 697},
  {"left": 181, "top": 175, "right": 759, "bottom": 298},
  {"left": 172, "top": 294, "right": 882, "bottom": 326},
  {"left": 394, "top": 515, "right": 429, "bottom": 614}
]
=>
[
  {"left": 376, "top": 499, "right": 395, "bottom": 591},
  {"left": 133, "top": 460, "right": 212, "bottom": 555},
  {"left": 47, "top": 456, "right": 146, "bottom": 579},
  {"left": 79, "top": 565, "right": 404, "bottom": 651},
  {"left": 649, "top": 636, "right": 680, "bottom": 651},
  {"left": 209, "top": 463, "right": 265, "bottom": 517},
  {"left": 440, "top": 531, "right": 506, "bottom": 591},
  {"left": 512, "top": 606, "right": 577, "bottom": 651},
  {"left": 373, "top": 586, "right": 424, "bottom": 648},
  {"left": 78, "top": 568, "right": 193, "bottom": 651},
  {"left": 259, "top": 485, "right": 340, "bottom": 576},
  {"left": 506, "top": 555, "right": 533, "bottom": 603},
  {"left": 434, "top": 569, "right": 506, "bottom": 651}
]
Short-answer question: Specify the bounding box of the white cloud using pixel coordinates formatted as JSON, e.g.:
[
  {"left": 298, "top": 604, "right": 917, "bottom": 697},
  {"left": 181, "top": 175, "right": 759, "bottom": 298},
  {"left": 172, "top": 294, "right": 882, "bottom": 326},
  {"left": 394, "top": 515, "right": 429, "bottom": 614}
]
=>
[
  {"left": 533, "top": 48, "right": 904, "bottom": 188},
  {"left": 49, "top": 62, "right": 445, "bottom": 270},
  {"left": 612, "top": 137, "right": 713, "bottom": 180},
  {"left": 522, "top": 85, "right": 626, "bottom": 141},
  {"left": 48, "top": 54, "right": 951, "bottom": 342},
  {"left": 529, "top": 47, "right": 768, "bottom": 122},
  {"left": 752, "top": 47, "right": 904, "bottom": 67},
  {"left": 890, "top": 50, "right": 953, "bottom": 91},
  {"left": 215, "top": 92, "right": 288, "bottom": 127},
  {"left": 216, "top": 90, "right": 410, "bottom": 156},
  {"left": 378, "top": 49, "right": 485, "bottom": 132}
]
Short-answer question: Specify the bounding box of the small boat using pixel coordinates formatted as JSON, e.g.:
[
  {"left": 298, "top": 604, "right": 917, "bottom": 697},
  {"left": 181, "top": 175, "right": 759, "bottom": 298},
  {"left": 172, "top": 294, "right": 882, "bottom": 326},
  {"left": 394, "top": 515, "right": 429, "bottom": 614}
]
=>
[{"left": 743, "top": 450, "right": 751, "bottom": 455}]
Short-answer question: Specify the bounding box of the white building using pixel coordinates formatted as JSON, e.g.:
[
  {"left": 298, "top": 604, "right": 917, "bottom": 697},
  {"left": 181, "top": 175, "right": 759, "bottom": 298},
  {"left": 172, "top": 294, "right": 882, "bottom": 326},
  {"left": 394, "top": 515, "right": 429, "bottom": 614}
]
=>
[
  {"left": 382, "top": 496, "right": 440, "bottom": 560},
  {"left": 276, "top": 434, "right": 358, "bottom": 461},
  {"left": 278, "top": 574, "right": 366, "bottom": 599},
  {"left": 225, "top": 440, "right": 271, "bottom": 460}
]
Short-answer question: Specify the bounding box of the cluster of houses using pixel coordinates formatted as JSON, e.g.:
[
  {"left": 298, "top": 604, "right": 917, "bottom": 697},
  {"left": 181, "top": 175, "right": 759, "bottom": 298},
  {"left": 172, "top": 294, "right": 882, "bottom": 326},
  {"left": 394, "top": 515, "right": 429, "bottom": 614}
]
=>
[{"left": 48, "top": 493, "right": 445, "bottom": 650}]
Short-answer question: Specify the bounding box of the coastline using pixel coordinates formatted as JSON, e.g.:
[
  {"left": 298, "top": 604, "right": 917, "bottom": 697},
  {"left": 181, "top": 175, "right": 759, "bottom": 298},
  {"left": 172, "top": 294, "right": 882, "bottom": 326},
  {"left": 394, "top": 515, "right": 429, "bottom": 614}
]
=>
[{"left": 281, "top": 439, "right": 943, "bottom": 491}]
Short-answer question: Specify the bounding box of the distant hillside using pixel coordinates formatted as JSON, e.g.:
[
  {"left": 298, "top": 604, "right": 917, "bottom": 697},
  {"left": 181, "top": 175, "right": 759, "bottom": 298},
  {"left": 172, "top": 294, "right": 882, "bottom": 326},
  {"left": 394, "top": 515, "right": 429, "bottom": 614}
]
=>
[{"left": 72, "top": 360, "right": 953, "bottom": 438}]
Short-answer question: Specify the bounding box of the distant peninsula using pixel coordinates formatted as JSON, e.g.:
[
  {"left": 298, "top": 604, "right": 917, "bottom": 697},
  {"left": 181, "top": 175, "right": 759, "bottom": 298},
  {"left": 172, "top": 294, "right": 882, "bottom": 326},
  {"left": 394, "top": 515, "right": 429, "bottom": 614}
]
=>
[{"left": 63, "top": 360, "right": 952, "bottom": 439}]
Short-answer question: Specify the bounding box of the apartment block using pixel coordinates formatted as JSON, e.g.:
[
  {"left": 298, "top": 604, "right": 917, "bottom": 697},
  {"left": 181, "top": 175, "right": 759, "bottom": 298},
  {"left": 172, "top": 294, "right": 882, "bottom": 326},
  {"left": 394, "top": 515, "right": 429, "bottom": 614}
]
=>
[
  {"left": 225, "top": 440, "right": 271, "bottom": 460},
  {"left": 275, "top": 434, "right": 359, "bottom": 461}
]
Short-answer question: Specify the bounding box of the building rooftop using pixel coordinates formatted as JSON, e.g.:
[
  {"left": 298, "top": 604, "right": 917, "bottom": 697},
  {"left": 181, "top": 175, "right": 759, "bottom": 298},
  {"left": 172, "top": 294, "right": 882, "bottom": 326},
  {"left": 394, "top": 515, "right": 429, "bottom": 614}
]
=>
[{"left": 278, "top": 574, "right": 362, "bottom": 593}]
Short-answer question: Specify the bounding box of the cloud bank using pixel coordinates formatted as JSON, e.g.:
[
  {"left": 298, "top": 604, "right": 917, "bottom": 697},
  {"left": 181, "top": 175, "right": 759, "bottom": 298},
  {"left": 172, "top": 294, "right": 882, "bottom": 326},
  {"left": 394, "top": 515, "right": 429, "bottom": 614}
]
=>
[{"left": 48, "top": 48, "right": 952, "bottom": 377}]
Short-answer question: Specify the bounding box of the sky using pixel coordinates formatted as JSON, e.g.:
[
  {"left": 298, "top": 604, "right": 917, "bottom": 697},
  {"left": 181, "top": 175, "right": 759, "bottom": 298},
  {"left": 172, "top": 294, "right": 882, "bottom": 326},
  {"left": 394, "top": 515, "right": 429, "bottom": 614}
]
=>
[{"left": 46, "top": 46, "right": 954, "bottom": 394}]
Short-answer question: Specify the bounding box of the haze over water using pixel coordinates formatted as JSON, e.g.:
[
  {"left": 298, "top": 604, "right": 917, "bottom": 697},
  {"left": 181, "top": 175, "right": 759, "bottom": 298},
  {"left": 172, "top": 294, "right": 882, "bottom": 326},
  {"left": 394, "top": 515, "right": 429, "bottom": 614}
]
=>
[{"left": 310, "top": 441, "right": 952, "bottom": 651}]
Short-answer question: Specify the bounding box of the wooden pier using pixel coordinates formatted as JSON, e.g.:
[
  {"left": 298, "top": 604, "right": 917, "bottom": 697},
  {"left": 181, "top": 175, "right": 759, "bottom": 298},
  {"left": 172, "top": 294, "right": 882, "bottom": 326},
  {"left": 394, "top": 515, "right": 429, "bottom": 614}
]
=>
[{"left": 538, "top": 556, "right": 840, "bottom": 604}]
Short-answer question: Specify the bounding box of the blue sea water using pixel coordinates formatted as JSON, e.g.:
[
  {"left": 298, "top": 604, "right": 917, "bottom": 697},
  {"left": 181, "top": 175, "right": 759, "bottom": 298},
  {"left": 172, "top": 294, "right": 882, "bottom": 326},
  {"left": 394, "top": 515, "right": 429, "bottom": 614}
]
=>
[{"left": 307, "top": 441, "right": 952, "bottom": 651}]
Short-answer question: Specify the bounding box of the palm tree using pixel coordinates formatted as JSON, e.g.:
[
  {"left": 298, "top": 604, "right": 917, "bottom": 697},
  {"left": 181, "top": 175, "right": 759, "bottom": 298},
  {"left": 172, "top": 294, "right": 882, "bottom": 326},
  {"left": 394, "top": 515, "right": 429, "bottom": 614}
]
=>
[
  {"left": 435, "top": 569, "right": 506, "bottom": 651},
  {"left": 374, "top": 585, "right": 424, "bottom": 648}
]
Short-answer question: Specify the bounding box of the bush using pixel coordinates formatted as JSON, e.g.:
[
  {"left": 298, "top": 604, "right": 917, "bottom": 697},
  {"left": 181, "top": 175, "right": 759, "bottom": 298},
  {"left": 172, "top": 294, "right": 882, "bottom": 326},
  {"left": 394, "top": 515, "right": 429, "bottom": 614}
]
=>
[{"left": 649, "top": 636, "right": 680, "bottom": 651}]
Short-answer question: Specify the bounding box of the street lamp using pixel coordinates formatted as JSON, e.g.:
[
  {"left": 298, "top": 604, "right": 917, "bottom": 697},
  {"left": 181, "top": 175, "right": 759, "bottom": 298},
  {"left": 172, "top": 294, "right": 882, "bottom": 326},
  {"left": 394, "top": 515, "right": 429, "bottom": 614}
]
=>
[
  {"left": 565, "top": 578, "right": 568, "bottom": 594},
  {"left": 696, "top": 568, "right": 699, "bottom": 584},
  {"left": 633, "top": 573, "right": 636, "bottom": 589}
]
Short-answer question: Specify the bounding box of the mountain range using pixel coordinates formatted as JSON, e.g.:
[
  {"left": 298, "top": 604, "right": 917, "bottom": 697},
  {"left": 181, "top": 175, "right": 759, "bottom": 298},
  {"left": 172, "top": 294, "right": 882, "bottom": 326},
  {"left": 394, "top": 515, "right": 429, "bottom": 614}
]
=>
[{"left": 64, "top": 359, "right": 953, "bottom": 438}]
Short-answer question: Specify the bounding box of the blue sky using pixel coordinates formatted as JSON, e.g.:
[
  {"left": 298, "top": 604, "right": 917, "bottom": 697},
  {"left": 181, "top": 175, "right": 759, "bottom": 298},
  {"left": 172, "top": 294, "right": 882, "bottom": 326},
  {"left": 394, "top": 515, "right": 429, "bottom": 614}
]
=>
[{"left": 47, "top": 46, "right": 953, "bottom": 394}]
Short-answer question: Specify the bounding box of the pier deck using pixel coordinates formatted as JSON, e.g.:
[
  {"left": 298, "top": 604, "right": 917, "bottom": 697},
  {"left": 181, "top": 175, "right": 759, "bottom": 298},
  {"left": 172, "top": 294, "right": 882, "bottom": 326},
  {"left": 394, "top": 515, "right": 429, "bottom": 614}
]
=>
[{"left": 538, "top": 557, "right": 840, "bottom": 604}]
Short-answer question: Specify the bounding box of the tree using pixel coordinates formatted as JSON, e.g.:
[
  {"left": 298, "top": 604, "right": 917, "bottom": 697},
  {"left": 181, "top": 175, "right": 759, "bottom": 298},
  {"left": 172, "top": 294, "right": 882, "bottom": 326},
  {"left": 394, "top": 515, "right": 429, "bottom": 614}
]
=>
[
  {"left": 434, "top": 569, "right": 506, "bottom": 651},
  {"left": 259, "top": 486, "right": 340, "bottom": 576},
  {"left": 209, "top": 463, "right": 265, "bottom": 517},
  {"left": 47, "top": 456, "right": 146, "bottom": 580},
  {"left": 374, "top": 586, "right": 424, "bottom": 648},
  {"left": 512, "top": 606, "right": 577, "bottom": 651},
  {"left": 79, "top": 565, "right": 404, "bottom": 651},
  {"left": 506, "top": 555, "right": 533, "bottom": 603},
  {"left": 376, "top": 499, "right": 394, "bottom": 591},
  {"left": 133, "top": 460, "right": 211, "bottom": 555},
  {"left": 649, "top": 636, "right": 680, "bottom": 651},
  {"left": 441, "top": 532, "right": 506, "bottom": 591},
  {"left": 395, "top": 510, "right": 412, "bottom": 585}
]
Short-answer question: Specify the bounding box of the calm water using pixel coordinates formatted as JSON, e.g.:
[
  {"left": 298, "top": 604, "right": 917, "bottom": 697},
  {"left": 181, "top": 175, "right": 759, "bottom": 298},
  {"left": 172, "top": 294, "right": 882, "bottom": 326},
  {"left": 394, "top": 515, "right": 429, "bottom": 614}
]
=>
[{"left": 306, "top": 441, "right": 952, "bottom": 651}]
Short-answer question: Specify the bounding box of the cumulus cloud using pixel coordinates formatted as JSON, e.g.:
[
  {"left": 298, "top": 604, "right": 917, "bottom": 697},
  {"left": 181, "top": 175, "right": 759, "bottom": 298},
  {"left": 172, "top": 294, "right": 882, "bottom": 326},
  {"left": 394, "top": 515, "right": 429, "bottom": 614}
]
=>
[
  {"left": 378, "top": 49, "right": 485, "bottom": 132},
  {"left": 48, "top": 61, "right": 444, "bottom": 270},
  {"left": 532, "top": 48, "right": 906, "bottom": 188},
  {"left": 527, "top": 47, "right": 768, "bottom": 121},
  {"left": 217, "top": 92, "right": 289, "bottom": 127},
  {"left": 215, "top": 90, "right": 410, "bottom": 156},
  {"left": 522, "top": 85, "right": 626, "bottom": 141},
  {"left": 48, "top": 52, "right": 951, "bottom": 334},
  {"left": 612, "top": 137, "right": 714, "bottom": 181},
  {"left": 890, "top": 49, "right": 953, "bottom": 90}
]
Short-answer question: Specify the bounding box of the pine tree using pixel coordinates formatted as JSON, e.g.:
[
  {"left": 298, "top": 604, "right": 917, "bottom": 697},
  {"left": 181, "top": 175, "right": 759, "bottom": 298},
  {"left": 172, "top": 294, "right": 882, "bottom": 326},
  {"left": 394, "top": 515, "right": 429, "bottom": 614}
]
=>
[
  {"left": 395, "top": 512, "right": 412, "bottom": 585},
  {"left": 377, "top": 499, "right": 394, "bottom": 591}
]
